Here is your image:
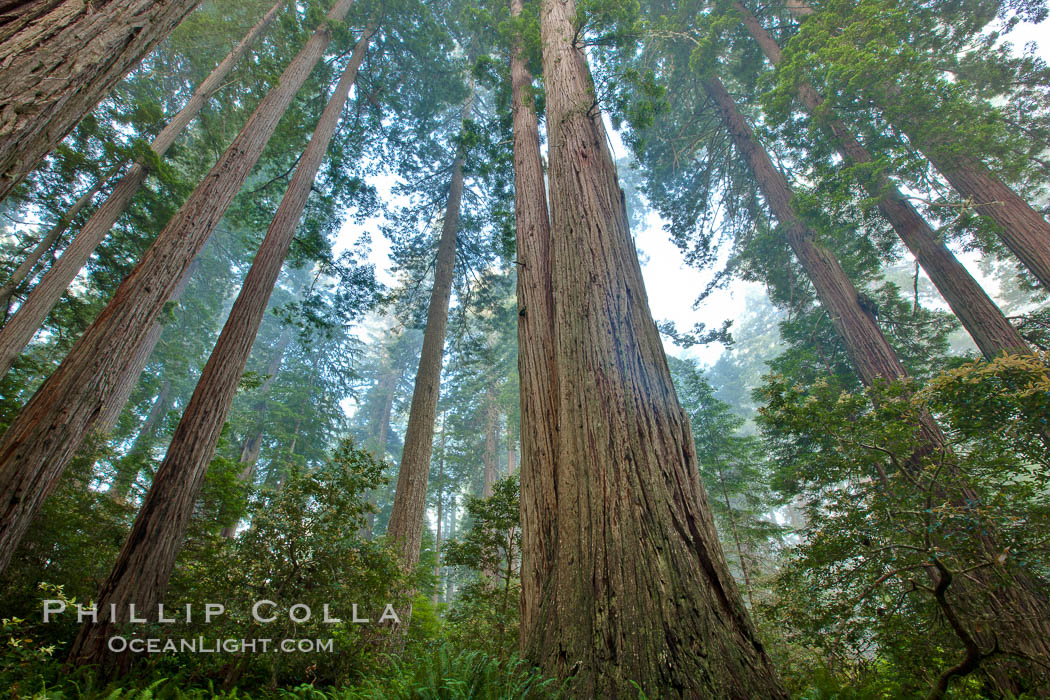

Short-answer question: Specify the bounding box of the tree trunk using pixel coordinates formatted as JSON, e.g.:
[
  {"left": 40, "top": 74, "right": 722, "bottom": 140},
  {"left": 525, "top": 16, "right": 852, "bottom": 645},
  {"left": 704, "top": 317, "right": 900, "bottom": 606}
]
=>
[
  {"left": 0, "top": 0, "right": 201, "bottom": 202},
  {"left": 482, "top": 381, "right": 498, "bottom": 498},
  {"left": 509, "top": 0, "right": 559, "bottom": 656},
  {"left": 386, "top": 92, "right": 474, "bottom": 571},
  {"left": 66, "top": 26, "right": 373, "bottom": 672},
  {"left": 733, "top": 2, "right": 1029, "bottom": 358},
  {"left": 0, "top": 0, "right": 358, "bottom": 577},
  {"left": 705, "top": 71, "right": 1050, "bottom": 686},
  {"left": 507, "top": 446, "right": 516, "bottom": 475},
  {"left": 95, "top": 256, "right": 200, "bottom": 434},
  {"left": 108, "top": 379, "right": 172, "bottom": 502},
  {"left": 0, "top": 0, "right": 286, "bottom": 378},
  {"left": 526, "top": 1, "right": 787, "bottom": 695},
  {"left": 0, "top": 159, "right": 123, "bottom": 321}
]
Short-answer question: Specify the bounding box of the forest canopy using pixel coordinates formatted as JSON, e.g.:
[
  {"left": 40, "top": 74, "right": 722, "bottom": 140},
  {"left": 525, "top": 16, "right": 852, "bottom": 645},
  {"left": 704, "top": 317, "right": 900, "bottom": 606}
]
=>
[{"left": 0, "top": 0, "right": 1048, "bottom": 697}]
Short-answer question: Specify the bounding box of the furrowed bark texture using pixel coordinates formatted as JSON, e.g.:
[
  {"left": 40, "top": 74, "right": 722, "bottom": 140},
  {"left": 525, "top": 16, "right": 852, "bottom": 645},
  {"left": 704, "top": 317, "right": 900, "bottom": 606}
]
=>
[
  {"left": 95, "top": 256, "right": 200, "bottom": 434},
  {"left": 527, "top": 0, "right": 787, "bottom": 695},
  {"left": 706, "top": 71, "right": 1050, "bottom": 683},
  {"left": 386, "top": 95, "right": 473, "bottom": 571},
  {"left": 734, "top": 2, "right": 1029, "bottom": 358},
  {"left": 0, "top": 0, "right": 201, "bottom": 202},
  {"left": 67, "top": 28, "right": 372, "bottom": 671},
  {"left": 0, "top": 0, "right": 286, "bottom": 379},
  {"left": 0, "top": 0, "right": 357, "bottom": 577},
  {"left": 509, "top": 0, "right": 558, "bottom": 654}
]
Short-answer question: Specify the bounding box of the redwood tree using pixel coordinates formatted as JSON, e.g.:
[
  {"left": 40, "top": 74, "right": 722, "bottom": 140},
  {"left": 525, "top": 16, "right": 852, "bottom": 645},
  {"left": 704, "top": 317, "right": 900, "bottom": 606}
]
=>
[
  {"left": 67, "top": 26, "right": 375, "bottom": 671},
  {"left": 0, "top": 0, "right": 358, "bottom": 576},
  {"left": 0, "top": 0, "right": 288, "bottom": 379},
  {"left": 0, "top": 0, "right": 201, "bottom": 202},
  {"left": 522, "top": 0, "right": 786, "bottom": 694},
  {"left": 386, "top": 94, "right": 474, "bottom": 571},
  {"left": 732, "top": 1, "right": 1029, "bottom": 359},
  {"left": 507, "top": 0, "right": 559, "bottom": 654}
]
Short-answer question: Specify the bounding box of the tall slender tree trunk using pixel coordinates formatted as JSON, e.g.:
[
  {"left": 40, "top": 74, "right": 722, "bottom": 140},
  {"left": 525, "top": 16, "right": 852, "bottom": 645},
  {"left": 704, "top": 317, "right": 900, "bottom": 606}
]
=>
[
  {"left": 0, "top": 159, "right": 124, "bottom": 320},
  {"left": 386, "top": 92, "right": 474, "bottom": 571},
  {"left": 0, "top": 0, "right": 286, "bottom": 379},
  {"left": 704, "top": 71, "right": 1050, "bottom": 685},
  {"left": 219, "top": 326, "right": 294, "bottom": 538},
  {"left": 0, "top": 0, "right": 201, "bottom": 202},
  {"left": 733, "top": 2, "right": 1029, "bottom": 358},
  {"left": 525, "top": 1, "right": 786, "bottom": 695},
  {"left": 482, "top": 381, "right": 498, "bottom": 498},
  {"left": 95, "top": 256, "right": 201, "bottom": 434},
  {"left": 0, "top": 0, "right": 359, "bottom": 576},
  {"left": 508, "top": 0, "right": 559, "bottom": 655},
  {"left": 109, "top": 379, "right": 172, "bottom": 502},
  {"left": 66, "top": 26, "right": 373, "bottom": 672}
]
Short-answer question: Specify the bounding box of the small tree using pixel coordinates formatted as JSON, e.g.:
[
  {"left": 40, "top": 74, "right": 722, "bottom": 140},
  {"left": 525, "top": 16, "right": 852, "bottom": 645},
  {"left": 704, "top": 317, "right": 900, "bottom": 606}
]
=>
[{"left": 443, "top": 475, "right": 520, "bottom": 658}]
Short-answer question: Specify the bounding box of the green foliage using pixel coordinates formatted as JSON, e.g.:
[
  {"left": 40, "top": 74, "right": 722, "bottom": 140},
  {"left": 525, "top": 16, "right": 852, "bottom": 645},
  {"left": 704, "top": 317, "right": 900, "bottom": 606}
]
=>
[{"left": 757, "top": 356, "right": 1050, "bottom": 695}]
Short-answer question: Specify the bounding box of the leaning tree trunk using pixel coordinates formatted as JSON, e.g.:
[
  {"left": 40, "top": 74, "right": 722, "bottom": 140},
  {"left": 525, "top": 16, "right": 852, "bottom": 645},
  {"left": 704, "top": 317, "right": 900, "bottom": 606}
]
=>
[
  {"left": 0, "top": 0, "right": 358, "bottom": 577},
  {"left": 0, "top": 159, "right": 123, "bottom": 320},
  {"left": 0, "top": 0, "right": 287, "bottom": 379},
  {"left": 95, "top": 256, "right": 200, "bottom": 434},
  {"left": 704, "top": 71, "right": 1050, "bottom": 685},
  {"left": 0, "top": 0, "right": 201, "bottom": 202},
  {"left": 733, "top": 1, "right": 1029, "bottom": 359},
  {"left": 526, "top": 0, "right": 787, "bottom": 695},
  {"left": 432, "top": 414, "right": 446, "bottom": 606},
  {"left": 508, "top": 0, "right": 559, "bottom": 654},
  {"left": 386, "top": 93, "right": 474, "bottom": 572},
  {"left": 66, "top": 26, "right": 373, "bottom": 673}
]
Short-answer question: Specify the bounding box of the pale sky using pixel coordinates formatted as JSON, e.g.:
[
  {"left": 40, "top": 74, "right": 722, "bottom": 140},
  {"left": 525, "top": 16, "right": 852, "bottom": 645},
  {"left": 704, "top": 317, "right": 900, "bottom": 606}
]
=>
[{"left": 335, "top": 15, "right": 1049, "bottom": 370}]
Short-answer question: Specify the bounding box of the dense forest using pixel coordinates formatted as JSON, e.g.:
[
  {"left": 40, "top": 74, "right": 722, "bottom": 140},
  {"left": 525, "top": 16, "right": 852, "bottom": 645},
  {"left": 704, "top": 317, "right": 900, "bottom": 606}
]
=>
[{"left": 0, "top": 0, "right": 1048, "bottom": 697}]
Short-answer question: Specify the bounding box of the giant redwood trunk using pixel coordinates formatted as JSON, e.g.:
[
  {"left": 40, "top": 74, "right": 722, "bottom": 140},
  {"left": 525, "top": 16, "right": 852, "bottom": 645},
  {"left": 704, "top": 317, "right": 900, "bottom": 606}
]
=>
[
  {"left": 0, "top": 0, "right": 287, "bottom": 379},
  {"left": 0, "top": 0, "right": 358, "bottom": 577},
  {"left": 734, "top": 2, "right": 1029, "bottom": 359},
  {"left": 385, "top": 95, "right": 474, "bottom": 571},
  {"left": 704, "top": 72, "right": 1050, "bottom": 685},
  {"left": 67, "top": 27, "right": 373, "bottom": 672},
  {"left": 525, "top": 0, "right": 787, "bottom": 695},
  {"left": 508, "top": 0, "right": 559, "bottom": 654},
  {"left": 0, "top": 0, "right": 201, "bottom": 202}
]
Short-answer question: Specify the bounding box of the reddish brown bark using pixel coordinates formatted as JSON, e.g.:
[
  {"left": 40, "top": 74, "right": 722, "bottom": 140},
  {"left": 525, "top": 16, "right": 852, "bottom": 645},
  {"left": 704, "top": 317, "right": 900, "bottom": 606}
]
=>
[
  {"left": 0, "top": 0, "right": 286, "bottom": 378},
  {"left": 734, "top": 2, "right": 1029, "bottom": 359},
  {"left": 386, "top": 93, "right": 474, "bottom": 571},
  {"left": 525, "top": 0, "right": 787, "bottom": 695},
  {"left": 66, "top": 27, "right": 373, "bottom": 671},
  {"left": 508, "top": 0, "right": 559, "bottom": 655},
  {"left": 0, "top": 0, "right": 358, "bottom": 577},
  {"left": 0, "top": 0, "right": 201, "bottom": 202}
]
